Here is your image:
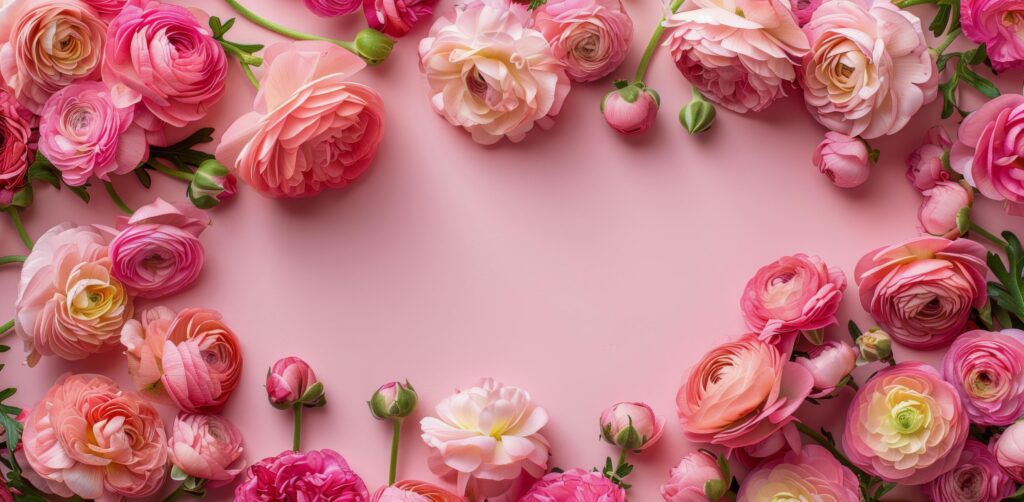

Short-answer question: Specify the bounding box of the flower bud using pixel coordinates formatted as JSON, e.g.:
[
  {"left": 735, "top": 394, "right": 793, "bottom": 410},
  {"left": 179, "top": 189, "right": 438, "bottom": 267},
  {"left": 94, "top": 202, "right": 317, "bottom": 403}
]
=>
[
  {"left": 599, "top": 401, "right": 664, "bottom": 451},
  {"left": 266, "top": 357, "right": 326, "bottom": 409},
  {"left": 601, "top": 81, "right": 659, "bottom": 135},
  {"left": 856, "top": 328, "right": 893, "bottom": 366},
  {"left": 660, "top": 450, "right": 731, "bottom": 501},
  {"left": 794, "top": 340, "right": 858, "bottom": 396},
  {"left": 918, "top": 180, "right": 973, "bottom": 239},
  {"left": 813, "top": 132, "right": 872, "bottom": 188},
  {"left": 188, "top": 159, "right": 237, "bottom": 209},
  {"left": 368, "top": 380, "right": 418, "bottom": 420},
  {"left": 353, "top": 29, "right": 394, "bottom": 66},
  {"left": 996, "top": 420, "right": 1024, "bottom": 483},
  {"left": 679, "top": 97, "right": 715, "bottom": 135},
  {"left": 905, "top": 126, "right": 951, "bottom": 192}
]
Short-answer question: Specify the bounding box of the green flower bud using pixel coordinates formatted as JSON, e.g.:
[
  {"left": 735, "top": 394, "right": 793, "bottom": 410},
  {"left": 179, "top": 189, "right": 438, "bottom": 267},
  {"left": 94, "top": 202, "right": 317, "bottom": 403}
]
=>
[
  {"left": 368, "top": 380, "right": 418, "bottom": 420},
  {"left": 856, "top": 328, "right": 893, "bottom": 365},
  {"left": 353, "top": 29, "right": 394, "bottom": 66},
  {"left": 679, "top": 97, "right": 716, "bottom": 135},
  {"left": 188, "top": 159, "right": 236, "bottom": 209}
]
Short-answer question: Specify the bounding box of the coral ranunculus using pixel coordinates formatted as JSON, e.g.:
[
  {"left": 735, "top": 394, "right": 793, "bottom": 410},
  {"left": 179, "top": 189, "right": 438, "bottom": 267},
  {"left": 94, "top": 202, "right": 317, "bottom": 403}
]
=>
[
  {"left": 843, "top": 361, "right": 969, "bottom": 485},
  {"left": 370, "top": 480, "right": 464, "bottom": 501},
  {"left": 520, "top": 468, "right": 625, "bottom": 502},
  {"left": 961, "top": 0, "right": 1024, "bottom": 71},
  {"left": 740, "top": 253, "right": 846, "bottom": 343},
  {"left": 169, "top": 413, "right": 246, "bottom": 485},
  {"left": 923, "top": 440, "right": 1016, "bottom": 501},
  {"left": 534, "top": 0, "right": 633, "bottom": 82},
  {"left": 234, "top": 449, "right": 369, "bottom": 501},
  {"left": 951, "top": 94, "right": 1024, "bottom": 212},
  {"left": 942, "top": 329, "right": 1024, "bottom": 426},
  {"left": 737, "top": 445, "right": 860, "bottom": 502},
  {"left": 0, "top": 88, "right": 33, "bottom": 204}
]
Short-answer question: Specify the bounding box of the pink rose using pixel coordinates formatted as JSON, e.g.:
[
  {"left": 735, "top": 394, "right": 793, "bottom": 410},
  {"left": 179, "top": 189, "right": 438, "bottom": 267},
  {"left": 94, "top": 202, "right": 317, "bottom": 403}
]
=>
[
  {"left": 801, "top": 0, "right": 937, "bottom": 139},
  {"left": 266, "top": 356, "right": 326, "bottom": 409},
  {"left": 217, "top": 41, "right": 384, "bottom": 198},
  {"left": 663, "top": 0, "right": 809, "bottom": 113},
  {"left": 362, "top": 0, "right": 438, "bottom": 37},
  {"left": 22, "top": 374, "right": 168, "bottom": 501},
  {"left": 370, "top": 480, "right": 464, "bottom": 501},
  {"left": 534, "top": 0, "right": 633, "bottom": 82},
  {"left": 906, "top": 126, "right": 951, "bottom": 192},
  {"left": 855, "top": 237, "right": 987, "bottom": 349},
  {"left": 599, "top": 402, "right": 664, "bottom": 451},
  {"left": 418, "top": 0, "right": 570, "bottom": 144},
  {"left": 942, "top": 329, "right": 1024, "bottom": 426},
  {"left": 737, "top": 444, "right": 860, "bottom": 502},
  {"left": 924, "top": 440, "right": 1015, "bottom": 501},
  {"left": 789, "top": 0, "right": 823, "bottom": 25},
  {"left": 950, "top": 94, "right": 1024, "bottom": 212},
  {"left": 120, "top": 307, "right": 243, "bottom": 413},
  {"left": 38, "top": 81, "right": 148, "bottom": 187},
  {"left": 521, "top": 469, "right": 625, "bottom": 502},
  {"left": 918, "top": 180, "right": 973, "bottom": 239},
  {"left": 0, "top": 89, "right": 33, "bottom": 204},
  {"left": 235, "top": 449, "right": 369, "bottom": 501},
  {"left": 109, "top": 198, "right": 209, "bottom": 299},
  {"left": 103, "top": 0, "right": 227, "bottom": 129},
  {"left": 794, "top": 340, "right": 857, "bottom": 397},
  {"left": 0, "top": 0, "right": 106, "bottom": 112},
  {"left": 660, "top": 451, "right": 728, "bottom": 502},
  {"left": 844, "top": 362, "right": 968, "bottom": 485},
  {"left": 601, "top": 84, "right": 659, "bottom": 135},
  {"left": 961, "top": 0, "right": 1024, "bottom": 71},
  {"left": 15, "top": 223, "right": 133, "bottom": 366},
  {"left": 996, "top": 420, "right": 1024, "bottom": 482},
  {"left": 305, "top": 0, "right": 361, "bottom": 16},
  {"left": 740, "top": 253, "right": 846, "bottom": 343},
  {"left": 169, "top": 413, "right": 245, "bottom": 484},
  {"left": 813, "top": 132, "right": 872, "bottom": 188},
  {"left": 677, "top": 335, "right": 813, "bottom": 448}
]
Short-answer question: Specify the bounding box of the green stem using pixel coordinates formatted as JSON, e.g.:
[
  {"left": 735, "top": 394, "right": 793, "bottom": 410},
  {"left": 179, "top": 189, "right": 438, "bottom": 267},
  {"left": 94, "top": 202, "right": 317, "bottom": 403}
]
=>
[
  {"left": 634, "top": 0, "right": 686, "bottom": 82},
  {"left": 388, "top": 419, "right": 402, "bottom": 485},
  {"left": 292, "top": 404, "right": 303, "bottom": 452},
  {"left": 149, "top": 161, "right": 195, "bottom": 182},
  {"left": 616, "top": 447, "right": 629, "bottom": 470},
  {"left": 931, "top": 27, "right": 962, "bottom": 57},
  {"left": 103, "top": 182, "right": 134, "bottom": 215},
  {"left": 224, "top": 0, "right": 356, "bottom": 53},
  {"left": 0, "top": 255, "right": 26, "bottom": 265},
  {"left": 794, "top": 422, "right": 870, "bottom": 480},
  {"left": 161, "top": 483, "right": 187, "bottom": 502},
  {"left": 5, "top": 207, "right": 32, "bottom": 250},
  {"left": 971, "top": 222, "right": 1008, "bottom": 248},
  {"left": 894, "top": 0, "right": 937, "bottom": 7},
  {"left": 241, "top": 62, "right": 260, "bottom": 89},
  {"left": 0, "top": 319, "right": 13, "bottom": 337}
]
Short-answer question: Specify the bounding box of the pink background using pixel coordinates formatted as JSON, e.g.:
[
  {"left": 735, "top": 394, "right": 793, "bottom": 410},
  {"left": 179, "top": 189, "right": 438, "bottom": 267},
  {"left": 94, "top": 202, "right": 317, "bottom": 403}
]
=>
[{"left": 3, "top": 0, "right": 1024, "bottom": 500}]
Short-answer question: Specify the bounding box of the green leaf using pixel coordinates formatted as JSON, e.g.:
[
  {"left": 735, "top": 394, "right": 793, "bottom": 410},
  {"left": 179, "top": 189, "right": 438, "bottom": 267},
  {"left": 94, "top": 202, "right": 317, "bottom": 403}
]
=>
[
  {"left": 0, "top": 388, "right": 14, "bottom": 401},
  {"left": 965, "top": 44, "right": 988, "bottom": 65},
  {"left": 929, "top": 4, "right": 951, "bottom": 37},
  {"left": 66, "top": 184, "right": 90, "bottom": 204},
  {"left": 960, "top": 65, "right": 1001, "bottom": 98},
  {"left": 848, "top": 320, "right": 863, "bottom": 342},
  {"left": 134, "top": 167, "right": 152, "bottom": 189},
  {"left": 528, "top": 0, "right": 547, "bottom": 9}
]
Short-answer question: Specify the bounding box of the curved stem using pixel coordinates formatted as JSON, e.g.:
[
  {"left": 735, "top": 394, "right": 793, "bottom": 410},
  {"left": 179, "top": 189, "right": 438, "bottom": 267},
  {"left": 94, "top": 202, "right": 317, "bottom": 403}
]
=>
[
  {"left": 634, "top": 0, "right": 686, "bottom": 82},
  {"left": 224, "top": 0, "right": 355, "bottom": 52},
  {"left": 292, "top": 404, "right": 303, "bottom": 452},
  {"left": 0, "top": 319, "right": 13, "bottom": 337},
  {"left": 894, "top": 0, "right": 937, "bottom": 7},
  {"left": 103, "top": 182, "right": 134, "bottom": 215},
  {"left": 388, "top": 419, "right": 402, "bottom": 485},
  {"left": 931, "top": 27, "right": 962, "bottom": 57},
  {"left": 241, "top": 63, "right": 260, "bottom": 89},
  {"left": 149, "top": 161, "right": 195, "bottom": 183},
  {"left": 971, "top": 222, "right": 1008, "bottom": 248},
  {"left": 0, "top": 255, "right": 26, "bottom": 266},
  {"left": 5, "top": 207, "right": 32, "bottom": 250},
  {"left": 794, "top": 422, "right": 869, "bottom": 479}
]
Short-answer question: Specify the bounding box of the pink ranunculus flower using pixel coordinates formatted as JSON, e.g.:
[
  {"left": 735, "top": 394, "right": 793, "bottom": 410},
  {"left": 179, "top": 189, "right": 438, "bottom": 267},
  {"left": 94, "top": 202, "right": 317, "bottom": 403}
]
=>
[
  {"left": 602, "top": 84, "right": 659, "bottom": 135},
  {"left": 801, "top": 0, "right": 937, "bottom": 139},
  {"left": 740, "top": 254, "right": 846, "bottom": 343},
  {"left": 906, "top": 126, "right": 952, "bottom": 192},
  {"left": 109, "top": 198, "right": 209, "bottom": 299},
  {"left": 169, "top": 413, "right": 245, "bottom": 484},
  {"left": 813, "top": 132, "right": 872, "bottom": 188},
  {"left": 15, "top": 224, "right": 133, "bottom": 366},
  {"left": 844, "top": 361, "right": 969, "bottom": 485},
  {"left": 942, "top": 329, "right": 1024, "bottom": 426},
  {"left": 38, "top": 82, "right": 148, "bottom": 187},
  {"left": 370, "top": 480, "right": 464, "bottom": 501},
  {"left": 305, "top": 0, "right": 361, "bottom": 16},
  {"left": 737, "top": 444, "right": 860, "bottom": 502},
  {"left": 924, "top": 439, "right": 1015, "bottom": 501},
  {"left": 599, "top": 402, "right": 664, "bottom": 451},
  {"left": 266, "top": 356, "right": 326, "bottom": 409},
  {"left": 235, "top": 449, "right": 369, "bottom": 501},
  {"left": 362, "top": 0, "right": 438, "bottom": 37},
  {"left": 22, "top": 374, "right": 168, "bottom": 501},
  {"left": 919, "top": 180, "right": 973, "bottom": 239},
  {"left": 961, "top": 0, "right": 1024, "bottom": 71},
  {"left": 103, "top": 0, "right": 227, "bottom": 130},
  {"left": 420, "top": 378, "right": 549, "bottom": 496},
  {"left": 789, "top": 0, "right": 824, "bottom": 25},
  {"left": 677, "top": 335, "right": 813, "bottom": 448},
  {"left": 794, "top": 340, "right": 857, "bottom": 397},
  {"left": 520, "top": 468, "right": 625, "bottom": 502},
  {"left": 82, "top": 0, "right": 126, "bottom": 19},
  {"left": 855, "top": 236, "right": 987, "bottom": 349},
  {"left": 663, "top": 0, "right": 809, "bottom": 113},
  {"left": 120, "top": 307, "right": 243, "bottom": 413},
  {"left": 0, "top": 0, "right": 106, "bottom": 113},
  {"left": 996, "top": 420, "right": 1024, "bottom": 483},
  {"left": 217, "top": 41, "right": 384, "bottom": 198},
  {"left": 418, "top": 0, "right": 570, "bottom": 145},
  {"left": 950, "top": 94, "right": 1024, "bottom": 213},
  {"left": 534, "top": 0, "right": 633, "bottom": 82},
  {"left": 660, "top": 450, "right": 728, "bottom": 502},
  {"left": 0, "top": 89, "right": 33, "bottom": 204}
]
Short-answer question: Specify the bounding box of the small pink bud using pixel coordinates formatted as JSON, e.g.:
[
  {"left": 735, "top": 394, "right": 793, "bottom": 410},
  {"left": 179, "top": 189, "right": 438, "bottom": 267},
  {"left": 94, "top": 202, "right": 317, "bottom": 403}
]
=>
[
  {"left": 918, "top": 180, "right": 973, "bottom": 239},
  {"left": 905, "top": 127, "right": 952, "bottom": 192},
  {"left": 266, "top": 357, "right": 326, "bottom": 409},
  {"left": 602, "top": 82, "right": 659, "bottom": 135},
  {"left": 813, "top": 132, "right": 873, "bottom": 188},
  {"left": 794, "top": 340, "right": 858, "bottom": 397},
  {"left": 599, "top": 401, "right": 664, "bottom": 451}
]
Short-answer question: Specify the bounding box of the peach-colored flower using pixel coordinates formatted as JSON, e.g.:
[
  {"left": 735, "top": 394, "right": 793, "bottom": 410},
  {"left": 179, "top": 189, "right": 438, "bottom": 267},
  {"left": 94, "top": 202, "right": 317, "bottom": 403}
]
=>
[
  {"left": 371, "top": 480, "right": 465, "bottom": 501},
  {"left": 740, "top": 253, "right": 846, "bottom": 343},
  {"left": 737, "top": 444, "right": 860, "bottom": 501},
  {"left": 534, "top": 0, "right": 633, "bottom": 82},
  {"left": 418, "top": 0, "right": 570, "bottom": 144},
  {"left": 217, "top": 41, "right": 384, "bottom": 198},
  {"left": 15, "top": 223, "right": 133, "bottom": 366},
  {"left": 663, "top": 0, "right": 809, "bottom": 113},
  {"left": 21, "top": 374, "right": 168, "bottom": 502},
  {"left": 168, "top": 412, "right": 245, "bottom": 484},
  {"left": 420, "top": 378, "right": 550, "bottom": 496}
]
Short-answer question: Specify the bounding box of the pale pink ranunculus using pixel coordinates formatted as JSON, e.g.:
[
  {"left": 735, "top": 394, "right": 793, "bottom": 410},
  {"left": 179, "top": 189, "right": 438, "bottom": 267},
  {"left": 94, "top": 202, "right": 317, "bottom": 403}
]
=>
[
  {"left": 660, "top": 450, "right": 728, "bottom": 502},
  {"left": 855, "top": 237, "right": 987, "bottom": 349},
  {"left": 918, "top": 180, "right": 973, "bottom": 239},
  {"left": 103, "top": 0, "right": 227, "bottom": 130},
  {"left": 420, "top": 378, "right": 549, "bottom": 496},
  {"left": 120, "top": 307, "right": 243, "bottom": 413},
  {"left": 677, "top": 335, "right": 813, "bottom": 448},
  {"left": 942, "top": 329, "right": 1024, "bottom": 426},
  {"left": 740, "top": 253, "right": 846, "bottom": 343},
  {"left": 961, "top": 0, "right": 1024, "bottom": 71},
  {"left": 266, "top": 356, "right": 325, "bottom": 409},
  {"left": 663, "top": 0, "right": 809, "bottom": 113},
  {"left": 599, "top": 402, "right": 664, "bottom": 451},
  {"left": 22, "top": 374, "right": 168, "bottom": 502},
  {"left": 844, "top": 361, "right": 969, "bottom": 485},
  {"left": 234, "top": 449, "right": 369, "bottom": 501},
  {"left": 794, "top": 340, "right": 857, "bottom": 397},
  {"left": 362, "top": 0, "right": 438, "bottom": 37},
  {"left": 418, "top": 0, "right": 570, "bottom": 145},
  {"left": 0, "top": 0, "right": 106, "bottom": 113},
  {"left": 789, "top": 0, "right": 824, "bottom": 25},
  {"left": 168, "top": 413, "right": 245, "bottom": 484},
  {"left": 305, "top": 0, "right": 361, "bottom": 16},
  {"left": 109, "top": 198, "right": 209, "bottom": 299},
  {"left": 996, "top": 420, "right": 1024, "bottom": 483},
  {"left": 737, "top": 444, "right": 860, "bottom": 502},
  {"left": 217, "top": 41, "right": 384, "bottom": 198},
  {"left": 370, "top": 480, "right": 464, "bottom": 501},
  {"left": 801, "top": 0, "right": 937, "bottom": 139},
  {"left": 15, "top": 223, "right": 133, "bottom": 366},
  {"left": 534, "top": 0, "right": 633, "bottom": 82},
  {"left": 38, "top": 81, "right": 148, "bottom": 187},
  {"left": 950, "top": 94, "right": 1024, "bottom": 213},
  {"left": 520, "top": 468, "right": 625, "bottom": 502},
  {"left": 906, "top": 126, "right": 952, "bottom": 192},
  {"left": 924, "top": 439, "right": 1015, "bottom": 501},
  {"left": 0, "top": 88, "right": 33, "bottom": 204},
  {"left": 813, "top": 132, "right": 871, "bottom": 188}
]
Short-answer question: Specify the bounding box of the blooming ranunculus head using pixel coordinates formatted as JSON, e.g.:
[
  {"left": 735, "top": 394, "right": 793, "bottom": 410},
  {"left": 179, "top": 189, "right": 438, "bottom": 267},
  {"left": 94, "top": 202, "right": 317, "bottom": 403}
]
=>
[
  {"left": 234, "top": 449, "right": 369, "bottom": 501},
  {"left": 22, "top": 374, "right": 168, "bottom": 501},
  {"left": 677, "top": 335, "right": 813, "bottom": 448},
  {"left": 737, "top": 444, "right": 860, "bottom": 501},
  {"left": 740, "top": 253, "right": 846, "bottom": 343},
  {"left": 844, "top": 361, "right": 969, "bottom": 485},
  {"left": 267, "top": 356, "right": 326, "bottom": 409},
  {"left": 305, "top": 0, "right": 361, "bottom": 16},
  {"left": 362, "top": 0, "right": 437, "bottom": 37},
  {"left": 370, "top": 480, "right": 464, "bottom": 501},
  {"left": 0, "top": 89, "right": 33, "bottom": 203},
  {"left": 906, "top": 126, "right": 951, "bottom": 192},
  {"left": 418, "top": 0, "right": 570, "bottom": 144},
  {"left": 420, "top": 378, "right": 549, "bottom": 496},
  {"left": 120, "top": 307, "right": 243, "bottom": 413},
  {"left": 169, "top": 412, "right": 245, "bottom": 485},
  {"left": 813, "top": 132, "right": 872, "bottom": 188},
  {"left": 794, "top": 340, "right": 858, "bottom": 397},
  {"left": 951, "top": 94, "right": 1024, "bottom": 212},
  {"left": 599, "top": 401, "right": 664, "bottom": 451},
  {"left": 534, "top": 0, "right": 633, "bottom": 82},
  {"left": 942, "top": 329, "right": 1024, "bottom": 426},
  {"left": 109, "top": 198, "right": 209, "bottom": 299},
  {"left": 919, "top": 180, "right": 973, "bottom": 239},
  {"left": 103, "top": 0, "right": 227, "bottom": 130},
  {"left": 15, "top": 223, "right": 133, "bottom": 366},
  {"left": 924, "top": 439, "right": 1015, "bottom": 501},
  {"left": 996, "top": 420, "right": 1024, "bottom": 483},
  {"left": 663, "top": 0, "right": 809, "bottom": 113},
  {"left": 520, "top": 468, "right": 625, "bottom": 502},
  {"left": 660, "top": 451, "right": 729, "bottom": 502},
  {"left": 217, "top": 41, "right": 384, "bottom": 198},
  {"left": 801, "top": 0, "right": 937, "bottom": 139},
  {"left": 961, "top": 0, "right": 1024, "bottom": 71}
]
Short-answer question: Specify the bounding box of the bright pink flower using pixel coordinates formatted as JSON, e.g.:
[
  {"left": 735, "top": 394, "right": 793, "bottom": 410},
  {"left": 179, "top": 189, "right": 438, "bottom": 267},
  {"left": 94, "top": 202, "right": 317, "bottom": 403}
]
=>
[
  {"left": 266, "top": 356, "right": 325, "bottom": 409},
  {"left": 109, "top": 198, "right": 209, "bottom": 299},
  {"left": 0, "top": 89, "right": 33, "bottom": 204},
  {"left": 794, "top": 340, "right": 857, "bottom": 397},
  {"left": 534, "top": 0, "right": 633, "bottom": 82},
  {"left": 740, "top": 254, "right": 846, "bottom": 342},
  {"left": 663, "top": 0, "right": 809, "bottom": 113},
  {"left": 370, "top": 480, "right": 464, "bottom": 501},
  {"left": 844, "top": 362, "right": 968, "bottom": 485},
  {"left": 813, "top": 132, "right": 871, "bottom": 188},
  {"left": 951, "top": 94, "right": 1024, "bottom": 213},
  {"left": 217, "top": 41, "right": 384, "bottom": 198},
  {"left": 677, "top": 335, "right": 813, "bottom": 448},
  {"left": 363, "top": 0, "right": 437, "bottom": 37},
  {"left": 906, "top": 126, "right": 951, "bottom": 192},
  {"left": 602, "top": 85, "right": 659, "bottom": 135},
  {"left": 169, "top": 413, "right": 245, "bottom": 484},
  {"left": 660, "top": 451, "right": 728, "bottom": 502},
  {"left": 925, "top": 440, "right": 1015, "bottom": 501},
  {"left": 81, "top": 0, "right": 126, "bottom": 19},
  {"left": 0, "top": 477, "right": 10, "bottom": 502},
  {"left": 599, "top": 402, "right": 664, "bottom": 451},
  {"left": 22, "top": 374, "right": 168, "bottom": 501},
  {"left": 520, "top": 468, "right": 625, "bottom": 502},
  {"left": 961, "top": 0, "right": 1024, "bottom": 71},
  {"left": 942, "top": 329, "right": 1024, "bottom": 426},
  {"left": 737, "top": 444, "right": 860, "bottom": 501},
  {"left": 801, "top": 0, "right": 937, "bottom": 139},
  {"left": 305, "top": 0, "right": 361, "bottom": 16},
  {"left": 918, "top": 180, "right": 973, "bottom": 239},
  {"left": 996, "top": 420, "right": 1024, "bottom": 483},
  {"left": 789, "top": 0, "right": 823, "bottom": 25},
  {"left": 234, "top": 449, "right": 369, "bottom": 501}
]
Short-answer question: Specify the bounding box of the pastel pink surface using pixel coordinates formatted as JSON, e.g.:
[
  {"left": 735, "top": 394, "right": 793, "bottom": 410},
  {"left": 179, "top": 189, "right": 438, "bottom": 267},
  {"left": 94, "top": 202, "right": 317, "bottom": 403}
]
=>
[{"left": 1, "top": 1, "right": 1023, "bottom": 500}]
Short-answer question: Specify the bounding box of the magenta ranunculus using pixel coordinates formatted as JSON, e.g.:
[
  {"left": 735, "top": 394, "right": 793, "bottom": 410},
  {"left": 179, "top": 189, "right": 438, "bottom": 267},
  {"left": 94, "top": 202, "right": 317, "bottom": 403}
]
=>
[
  {"left": 0, "top": 89, "right": 33, "bottom": 204},
  {"left": 234, "top": 449, "right": 369, "bottom": 501},
  {"left": 82, "top": 0, "right": 127, "bottom": 19},
  {"left": 520, "top": 468, "right": 625, "bottom": 502},
  {"left": 660, "top": 450, "right": 729, "bottom": 501},
  {"left": 740, "top": 253, "right": 846, "bottom": 343},
  {"left": 362, "top": 0, "right": 437, "bottom": 37},
  {"left": 996, "top": 420, "right": 1024, "bottom": 483},
  {"left": 942, "top": 329, "right": 1024, "bottom": 426},
  {"left": 951, "top": 94, "right": 1024, "bottom": 213},
  {"left": 737, "top": 445, "right": 860, "bottom": 501},
  {"left": 305, "top": 0, "right": 361, "bottom": 16},
  {"left": 169, "top": 412, "right": 245, "bottom": 485},
  {"left": 924, "top": 440, "right": 1016, "bottom": 501},
  {"left": 961, "top": 0, "right": 1024, "bottom": 71},
  {"left": 813, "top": 132, "right": 871, "bottom": 188},
  {"left": 534, "top": 0, "right": 633, "bottom": 82},
  {"left": 906, "top": 126, "right": 951, "bottom": 192},
  {"left": 919, "top": 180, "right": 973, "bottom": 239},
  {"left": 266, "top": 356, "right": 326, "bottom": 409}
]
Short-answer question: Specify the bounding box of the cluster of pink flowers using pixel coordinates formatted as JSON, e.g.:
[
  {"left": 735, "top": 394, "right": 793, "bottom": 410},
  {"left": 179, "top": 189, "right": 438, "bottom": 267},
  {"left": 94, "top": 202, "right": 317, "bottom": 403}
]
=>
[{"left": 302, "top": 0, "right": 438, "bottom": 38}]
